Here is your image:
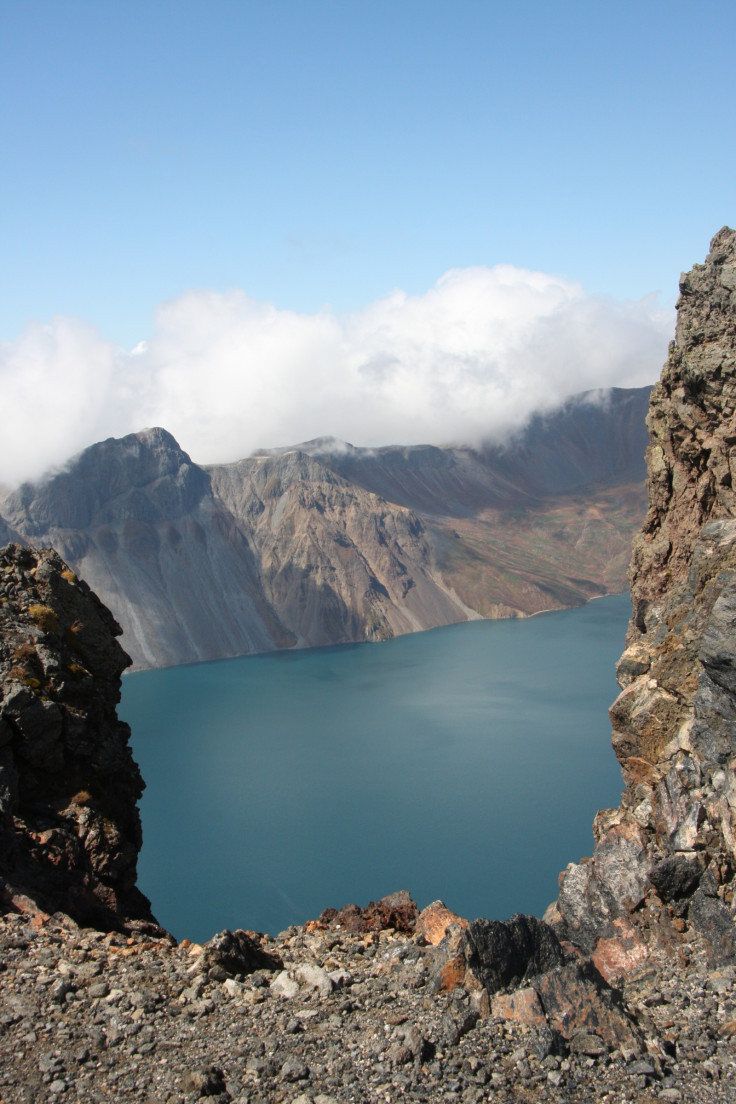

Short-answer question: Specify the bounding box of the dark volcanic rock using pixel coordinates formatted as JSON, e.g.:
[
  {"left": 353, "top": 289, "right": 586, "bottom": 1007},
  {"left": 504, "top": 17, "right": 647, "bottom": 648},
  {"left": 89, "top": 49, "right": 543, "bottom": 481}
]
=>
[
  {"left": 202, "top": 928, "right": 283, "bottom": 979},
  {"left": 533, "top": 959, "right": 642, "bottom": 1051},
  {"left": 463, "top": 914, "right": 565, "bottom": 994},
  {"left": 0, "top": 543, "right": 157, "bottom": 930},
  {"left": 650, "top": 853, "right": 704, "bottom": 902}
]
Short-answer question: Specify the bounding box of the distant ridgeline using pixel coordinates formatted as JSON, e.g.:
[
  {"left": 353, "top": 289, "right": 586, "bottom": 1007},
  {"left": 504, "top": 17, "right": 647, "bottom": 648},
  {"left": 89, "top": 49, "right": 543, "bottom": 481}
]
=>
[{"left": 0, "top": 387, "right": 650, "bottom": 669}]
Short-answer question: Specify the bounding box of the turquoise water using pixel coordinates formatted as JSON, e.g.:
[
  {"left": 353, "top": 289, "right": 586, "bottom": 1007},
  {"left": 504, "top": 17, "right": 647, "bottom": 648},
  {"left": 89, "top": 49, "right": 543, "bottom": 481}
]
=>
[{"left": 120, "top": 594, "right": 630, "bottom": 942}]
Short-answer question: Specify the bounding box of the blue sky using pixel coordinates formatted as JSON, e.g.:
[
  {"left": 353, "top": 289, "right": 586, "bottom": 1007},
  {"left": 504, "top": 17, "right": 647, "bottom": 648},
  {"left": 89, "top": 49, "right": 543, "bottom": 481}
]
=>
[{"left": 1, "top": 0, "right": 734, "bottom": 483}]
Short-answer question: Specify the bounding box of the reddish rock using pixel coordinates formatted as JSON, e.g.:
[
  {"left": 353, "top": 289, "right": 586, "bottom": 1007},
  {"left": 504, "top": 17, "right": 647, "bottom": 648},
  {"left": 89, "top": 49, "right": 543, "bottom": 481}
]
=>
[
  {"left": 591, "top": 917, "right": 649, "bottom": 984},
  {"left": 533, "top": 960, "right": 642, "bottom": 1052},
  {"left": 491, "top": 986, "right": 546, "bottom": 1027},
  {"left": 415, "top": 900, "right": 468, "bottom": 946},
  {"left": 313, "top": 890, "right": 418, "bottom": 934},
  {"left": 435, "top": 954, "right": 468, "bottom": 993}
]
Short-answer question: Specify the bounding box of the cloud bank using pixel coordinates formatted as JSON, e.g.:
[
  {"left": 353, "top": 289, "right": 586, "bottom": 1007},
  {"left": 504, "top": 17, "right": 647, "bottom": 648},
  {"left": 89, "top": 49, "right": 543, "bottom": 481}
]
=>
[{"left": 0, "top": 265, "right": 672, "bottom": 488}]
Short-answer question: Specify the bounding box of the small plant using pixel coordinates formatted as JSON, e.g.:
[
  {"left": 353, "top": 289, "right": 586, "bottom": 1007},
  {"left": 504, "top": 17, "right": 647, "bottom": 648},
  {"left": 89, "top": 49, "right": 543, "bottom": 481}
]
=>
[
  {"left": 70, "top": 790, "right": 92, "bottom": 807},
  {"left": 67, "top": 662, "right": 88, "bottom": 681},
  {"left": 61, "top": 569, "right": 77, "bottom": 584},
  {"left": 27, "top": 604, "right": 60, "bottom": 634},
  {"left": 64, "top": 620, "right": 85, "bottom": 654}
]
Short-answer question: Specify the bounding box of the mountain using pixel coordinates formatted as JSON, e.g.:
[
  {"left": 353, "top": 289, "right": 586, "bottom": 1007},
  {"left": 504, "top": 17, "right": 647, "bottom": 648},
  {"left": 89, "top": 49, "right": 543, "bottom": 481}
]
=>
[
  {"left": 0, "top": 388, "right": 650, "bottom": 668},
  {"left": 0, "top": 429, "right": 292, "bottom": 668}
]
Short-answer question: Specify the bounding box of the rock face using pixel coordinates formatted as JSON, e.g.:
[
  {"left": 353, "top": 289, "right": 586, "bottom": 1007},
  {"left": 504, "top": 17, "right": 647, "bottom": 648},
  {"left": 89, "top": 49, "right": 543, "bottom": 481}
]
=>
[
  {"left": 0, "top": 389, "right": 650, "bottom": 668},
  {"left": 0, "top": 429, "right": 292, "bottom": 669},
  {"left": 0, "top": 544, "right": 156, "bottom": 930},
  {"left": 208, "top": 450, "right": 471, "bottom": 649},
  {"left": 549, "top": 227, "right": 736, "bottom": 974}
]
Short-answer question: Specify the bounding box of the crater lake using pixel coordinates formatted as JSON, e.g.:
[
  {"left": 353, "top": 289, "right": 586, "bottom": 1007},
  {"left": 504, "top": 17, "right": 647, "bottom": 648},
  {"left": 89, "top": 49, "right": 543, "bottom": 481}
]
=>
[{"left": 120, "top": 594, "right": 630, "bottom": 942}]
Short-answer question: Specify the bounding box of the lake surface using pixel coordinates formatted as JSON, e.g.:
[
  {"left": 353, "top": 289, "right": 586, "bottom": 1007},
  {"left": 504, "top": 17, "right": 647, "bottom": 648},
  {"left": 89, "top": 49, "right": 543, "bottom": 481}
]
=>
[{"left": 120, "top": 594, "right": 630, "bottom": 942}]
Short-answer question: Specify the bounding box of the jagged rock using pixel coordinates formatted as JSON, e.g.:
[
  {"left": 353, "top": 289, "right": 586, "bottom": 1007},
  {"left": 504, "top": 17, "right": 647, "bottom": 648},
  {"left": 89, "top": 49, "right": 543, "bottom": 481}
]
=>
[
  {"left": 201, "top": 928, "right": 283, "bottom": 979},
  {"left": 590, "top": 916, "right": 649, "bottom": 984},
  {"left": 0, "top": 544, "right": 158, "bottom": 931},
  {"left": 533, "top": 960, "right": 642, "bottom": 1051},
  {"left": 429, "top": 913, "right": 565, "bottom": 995},
  {"left": 464, "top": 914, "right": 566, "bottom": 993},
  {"left": 312, "top": 890, "right": 418, "bottom": 934},
  {"left": 650, "top": 854, "right": 704, "bottom": 902},
  {"left": 415, "top": 899, "right": 468, "bottom": 945},
  {"left": 550, "top": 227, "right": 736, "bottom": 974},
  {"left": 687, "top": 871, "right": 736, "bottom": 966}
]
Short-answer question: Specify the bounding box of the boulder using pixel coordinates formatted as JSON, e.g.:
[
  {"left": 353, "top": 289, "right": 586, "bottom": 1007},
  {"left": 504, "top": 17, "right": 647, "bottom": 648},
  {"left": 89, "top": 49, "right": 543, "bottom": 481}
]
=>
[{"left": 202, "top": 928, "right": 283, "bottom": 979}]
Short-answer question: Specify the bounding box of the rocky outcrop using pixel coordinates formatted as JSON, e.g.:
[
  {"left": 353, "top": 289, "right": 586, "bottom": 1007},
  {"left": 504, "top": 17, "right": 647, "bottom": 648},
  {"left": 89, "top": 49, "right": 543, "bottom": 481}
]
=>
[
  {"left": 549, "top": 227, "right": 736, "bottom": 976},
  {"left": 0, "top": 390, "right": 650, "bottom": 668},
  {"left": 0, "top": 544, "right": 157, "bottom": 930}
]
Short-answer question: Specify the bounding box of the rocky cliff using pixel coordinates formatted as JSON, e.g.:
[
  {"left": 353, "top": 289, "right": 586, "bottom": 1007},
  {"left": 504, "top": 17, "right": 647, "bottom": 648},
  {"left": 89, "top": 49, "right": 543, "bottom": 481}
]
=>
[
  {"left": 0, "top": 544, "right": 157, "bottom": 930},
  {"left": 548, "top": 227, "right": 736, "bottom": 979},
  {"left": 0, "top": 389, "right": 650, "bottom": 669},
  {"left": 208, "top": 449, "right": 473, "bottom": 649}
]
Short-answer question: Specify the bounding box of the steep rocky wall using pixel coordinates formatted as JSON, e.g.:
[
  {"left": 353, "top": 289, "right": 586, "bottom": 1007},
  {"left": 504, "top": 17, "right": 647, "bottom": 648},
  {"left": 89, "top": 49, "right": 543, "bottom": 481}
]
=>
[
  {"left": 0, "top": 544, "right": 157, "bottom": 930},
  {"left": 209, "top": 450, "right": 473, "bottom": 648},
  {"left": 549, "top": 227, "right": 736, "bottom": 977}
]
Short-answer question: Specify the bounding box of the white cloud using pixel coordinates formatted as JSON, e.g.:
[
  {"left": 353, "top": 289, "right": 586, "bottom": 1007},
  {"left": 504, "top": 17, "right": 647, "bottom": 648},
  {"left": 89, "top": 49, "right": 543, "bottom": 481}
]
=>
[{"left": 0, "top": 266, "right": 672, "bottom": 488}]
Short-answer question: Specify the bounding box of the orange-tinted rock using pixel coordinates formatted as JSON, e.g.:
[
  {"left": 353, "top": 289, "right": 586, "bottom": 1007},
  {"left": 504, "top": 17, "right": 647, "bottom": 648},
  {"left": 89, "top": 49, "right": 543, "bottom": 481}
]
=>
[
  {"left": 491, "top": 987, "right": 546, "bottom": 1027},
  {"left": 591, "top": 918, "right": 649, "bottom": 984},
  {"left": 415, "top": 900, "right": 468, "bottom": 946},
  {"left": 435, "top": 954, "right": 467, "bottom": 993}
]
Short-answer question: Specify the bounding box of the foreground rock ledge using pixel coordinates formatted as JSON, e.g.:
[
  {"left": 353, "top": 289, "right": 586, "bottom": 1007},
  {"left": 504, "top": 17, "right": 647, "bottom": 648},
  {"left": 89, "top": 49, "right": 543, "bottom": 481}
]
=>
[{"left": 0, "top": 898, "right": 734, "bottom": 1103}]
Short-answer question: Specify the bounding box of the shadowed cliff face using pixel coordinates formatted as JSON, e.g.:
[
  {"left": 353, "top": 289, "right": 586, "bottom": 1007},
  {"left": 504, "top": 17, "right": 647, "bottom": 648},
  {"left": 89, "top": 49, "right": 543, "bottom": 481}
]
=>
[
  {"left": 548, "top": 227, "right": 736, "bottom": 979},
  {"left": 1, "top": 430, "right": 293, "bottom": 669},
  {"left": 308, "top": 387, "right": 651, "bottom": 515},
  {"left": 0, "top": 390, "right": 650, "bottom": 668},
  {"left": 0, "top": 544, "right": 158, "bottom": 930}
]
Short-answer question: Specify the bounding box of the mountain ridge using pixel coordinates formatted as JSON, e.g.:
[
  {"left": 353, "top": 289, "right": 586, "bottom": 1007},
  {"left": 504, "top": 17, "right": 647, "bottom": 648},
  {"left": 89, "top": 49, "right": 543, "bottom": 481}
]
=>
[{"left": 0, "top": 387, "right": 651, "bottom": 668}]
